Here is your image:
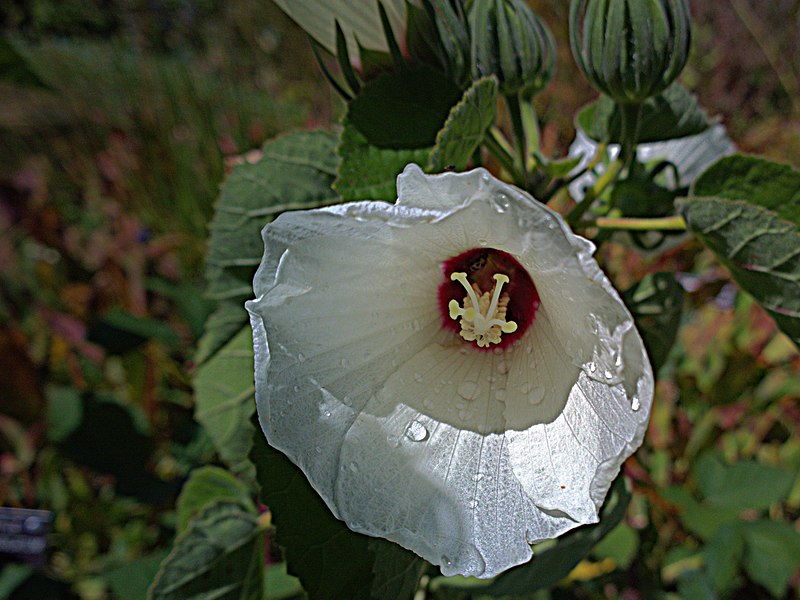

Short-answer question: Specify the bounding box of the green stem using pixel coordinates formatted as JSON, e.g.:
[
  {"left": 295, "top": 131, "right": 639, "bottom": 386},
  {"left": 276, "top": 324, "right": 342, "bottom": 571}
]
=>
[
  {"left": 505, "top": 93, "right": 531, "bottom": 190},
  {"left": 484, "top": 130, "right": 525, "bottom": 187},
  {"left": 619, "top": 102, "right": 643, "bottom": 174},
  {"left": 578, "top": 215, "right": 687, "bottom": 231},
  {"left": 566, "top": 160, "right": 623, "bottom": 226},
  {"left": 519, "top": 99, "right": 540, "bottom": 168}
]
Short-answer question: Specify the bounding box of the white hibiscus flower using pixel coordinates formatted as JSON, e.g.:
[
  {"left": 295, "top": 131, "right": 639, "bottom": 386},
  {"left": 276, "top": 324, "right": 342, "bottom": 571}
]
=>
[{"left": 246, "top": 164, "right": 653, "bottom": 578}]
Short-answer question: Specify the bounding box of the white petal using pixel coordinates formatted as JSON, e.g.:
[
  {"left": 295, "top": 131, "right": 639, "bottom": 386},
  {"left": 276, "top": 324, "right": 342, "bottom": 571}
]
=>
[{"left": 247, "top": 166, "right": 653, "bottom": 578}]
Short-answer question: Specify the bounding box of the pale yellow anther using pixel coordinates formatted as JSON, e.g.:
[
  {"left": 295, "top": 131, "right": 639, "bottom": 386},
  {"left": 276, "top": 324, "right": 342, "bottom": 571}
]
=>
[{"left": 448, "top": 271, "right": 518, "bottom": 347}]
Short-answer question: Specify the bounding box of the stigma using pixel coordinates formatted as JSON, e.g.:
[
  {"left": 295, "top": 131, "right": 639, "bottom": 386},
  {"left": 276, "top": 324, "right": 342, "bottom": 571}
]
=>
[{"left": 448, "top": 272, "right": 518, "bottom": 348}]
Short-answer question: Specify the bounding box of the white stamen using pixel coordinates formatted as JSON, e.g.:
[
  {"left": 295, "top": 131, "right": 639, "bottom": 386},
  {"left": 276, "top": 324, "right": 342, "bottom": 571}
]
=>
[{"left": 449, "top": 272, "right": 518, "bottom": 347}]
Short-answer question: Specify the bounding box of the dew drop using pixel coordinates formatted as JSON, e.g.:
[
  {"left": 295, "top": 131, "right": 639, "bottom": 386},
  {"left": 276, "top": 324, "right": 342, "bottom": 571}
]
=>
[
  {"left": 604, "top": 369, "right": 613, "bottom": 380},
  {"left": 413, "top": 372, "right": 424, "bottom": 383},
  {"left": 387, "top": 434, "right": 400, "bottom": 447},
  {"left": 314, "top": 445, "right": 322, "bottom": 454},
  {"left": 342, "top": 395, "right": 352, "bottom": 406},
  {"left": 469, "top": 499, "right": 478, "bottom": 509},
  {"left": 349, "top": 461, "right": 359, "bottom": 473},
  {"left": 492, "top": 193, "right": 509, "bottom": 213},
  {"left": 292, "top": 385, "right": 300, "bottom": 392},
  {"left": 477, "top": 238, "right": 488, "bottom": 246},
  {"left": 527, "top": 386, "right": 545, "bottom": 405},
  {"left": 340, "top": 357, "right": 348, "bottom": 368},
  {"left": 441, "top": 555, "right": 453, "bottom": 568},
  {"left": 472, "top": 472, "right": 484, "bottom": 482},
  {"left": 404, "top": 420, "right": 428, "bottom": 442},
  {"left": 457, "top": 380, "right": 479, "bottom": 400},
  {"left": 631, "top": 395, "right": 641, "bottom": 411},
  {"left": 412, "top": 319, "right": 421, "bottom": 331},
  {"left": 322, "top": 410, "right": 331, "bottom": 418},
  {"left": 297, "top": 353, "right": 306, "bottom": 363},
  {"left": 496, "top": 361, "right": 509, "bottom": 374},
  {"left": 588, "top": 361, "right": 597, "bottom": 374}
]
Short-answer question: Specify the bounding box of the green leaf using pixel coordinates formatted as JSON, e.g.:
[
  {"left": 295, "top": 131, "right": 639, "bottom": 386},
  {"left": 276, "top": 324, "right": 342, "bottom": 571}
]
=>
[
  {"left": 250, "top": 430, "right": 423, "bottom": 600},
  {"left": 660, "top": 487, "right": 740, "bottom": 541},
  {"left": 176, "top": 466, "right": 256, "bottom": 535},
  {"left": 693, "top": 453, "right": 797, "bottom": 510},
  {"left": 678, "top": 196, "right": 800, "bottom": 347},
  {"left": 148, "top": 501, "right": 264, "bottom": 600},
  {"left": 205, "top": 130, "right": 339, "bottom": 304},
  {"left": 0, "top": 37, "right": 48, "bottom": 88},
  {"left": 436, "top": 476, "right": 630, "bottom": 596},
  {"left": 264, "top": 563, "right": 304, "bottom": 600},
  {"left": 622, "top": 273, "right": 684, "bottom": 374},
  {"left": 369, "top": 539, "right": 426, "bottom": 600},
  {"left": 45, "top": 385, "right": 82, "bottom": 443},
  {"left": 428, "top": 76, "right": 498, "bottom": 172},
  {"left": 692, "top": 154, "right": 800, "bottom": 226},
  {"left": 0, "top": 564, "right": 34, "bottom": 599},
  {"left": 271, "top": 0, "right": 407, "bottom": 58},
  {"left": 577, "top": 83, "right": 710, "bottom": 144},
  {"left": 676, "top": 570, "right": 715, "bottom": 600},
  {"left": 194, "top": 300, "right": 249, "bottom": 367},
  {"left": 194, "top": 327, "right": 256, "bottom": 478},
  {"left": 105, "top": 550, "right": 170, "bottom": 600},
  {"left": 87, "top": 309, "right": 180, "bottom": 354},
  {"left": 741, "top": 519, "right": 800, "bottom": 597},
  {"left": 591, "top": 522, "right": 639, "bottom": 569},
  {"left": 703, "top": 523, "right": 744, "bottom": 593},
  {"left": 335, "top": 120, "right": 431, "bottom": 201},
  {"left": 348, "top": 66, "right": 463, "bottom": 149}
]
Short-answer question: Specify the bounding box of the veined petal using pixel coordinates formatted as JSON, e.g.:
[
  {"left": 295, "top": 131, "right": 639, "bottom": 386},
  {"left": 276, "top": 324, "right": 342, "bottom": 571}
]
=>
[{"left": 247, "top": 165, "right": 653, "bottom": 578}]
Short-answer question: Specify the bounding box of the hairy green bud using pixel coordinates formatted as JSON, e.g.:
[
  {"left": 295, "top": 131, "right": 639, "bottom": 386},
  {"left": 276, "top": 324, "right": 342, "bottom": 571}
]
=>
[
  {"left": 570, "top": 0, "right": 691, "bottom": 104},
  {"left": 469, "top": 0, "right": 556, "bottom": 98}
]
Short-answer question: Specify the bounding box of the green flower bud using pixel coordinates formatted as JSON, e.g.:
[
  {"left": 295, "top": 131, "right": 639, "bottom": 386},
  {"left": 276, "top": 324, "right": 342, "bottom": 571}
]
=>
[
  {"left": 569, "top": 0, "right": 691, "bottom": 104},
  {"left": 469, "top": 0, "right": 556, "bottom": 98}
]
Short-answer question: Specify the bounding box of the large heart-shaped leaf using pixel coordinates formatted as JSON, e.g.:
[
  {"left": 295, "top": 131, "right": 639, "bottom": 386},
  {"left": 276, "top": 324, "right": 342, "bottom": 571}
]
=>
[
  {"left": 194, "top": 327, "right": 256, "bottom": 477},
  {"left": 201, "top": 130, "right": 338, "bottom": 363},
  {"left": 250, "top": 430, "right": 424, "bottom": 600},
  {"left": 678, "top": 196, "right": 800, "bottom": 347},
  {"left": 577, "top": 83, "right": 710, "bottom": 144}
]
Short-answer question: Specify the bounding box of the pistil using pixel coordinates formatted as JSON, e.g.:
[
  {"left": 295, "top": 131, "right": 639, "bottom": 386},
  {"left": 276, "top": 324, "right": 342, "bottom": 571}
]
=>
[{"left": 448, "top": 272, "right": 518, "bottom": 348}]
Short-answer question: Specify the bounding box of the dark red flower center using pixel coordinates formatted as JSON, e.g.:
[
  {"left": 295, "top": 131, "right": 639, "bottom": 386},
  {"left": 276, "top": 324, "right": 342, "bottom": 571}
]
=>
[{"left": 438, "top": 248, "right": 539, "bottom": 351}]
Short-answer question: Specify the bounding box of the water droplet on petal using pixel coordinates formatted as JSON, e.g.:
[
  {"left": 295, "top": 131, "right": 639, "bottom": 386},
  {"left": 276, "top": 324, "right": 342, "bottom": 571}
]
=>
[
  {"left": 477, "top": 238, "right": 488, "bottom": 246},
  {"left": 322, "top": 410, "right": 331, "bottom": 418},
  {"left": 472, "top": 472, "right": 484, "bottom": 482},
  {"left": 441, "top": 555, "right": 453, "bottom": 567},
  {"left": 412, "top": 319, "right": 421, "bottom": 331},
  {"left": 387, "top": 434, "right": 400, "bottom": 447},
  {"left": 527, "top": 386, "right": 545, "bottom": 405},
  {"left": 298, "top": 353, "right": 306, "bottom": 363},
  {"left": 314, "top": 445, "right": 322, "bottom": 454},
  {"left": 469, "top": 499, "right": 478, "bottom": 509},
  {"left": 457, "top": 380, "right": 479, "bottom": 400},
  {"left": 631, "top": 395, "right": 641, "bottom": 411},
  {"left": 604, "top": 370, "right": 613, "bottom": 380},
  {"left": 588, "top": 362, "right": 597, "bottom": 373},
  {"left": 496, "top": 361, "right": 509, "bottom": 374},
  {"left": 349, "top": 461, "right": 359, "bottom": 473},
  {"left": 413, "top": 372, "right": 423, "bottom": 383},
  {"left": 492, "top": 193, "right": 509, "bottom": 213},
  {"left": 340, "top": 357, "right": 348, "bottom": 367},
  {"left": 404, "top": 420, "right": 428, "bottom": 442}
]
